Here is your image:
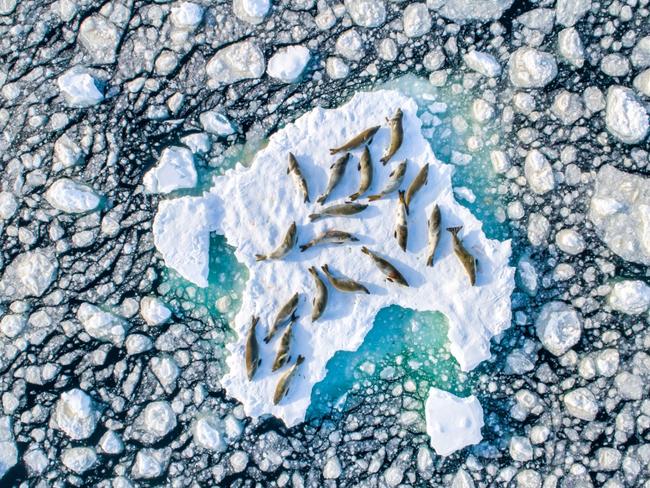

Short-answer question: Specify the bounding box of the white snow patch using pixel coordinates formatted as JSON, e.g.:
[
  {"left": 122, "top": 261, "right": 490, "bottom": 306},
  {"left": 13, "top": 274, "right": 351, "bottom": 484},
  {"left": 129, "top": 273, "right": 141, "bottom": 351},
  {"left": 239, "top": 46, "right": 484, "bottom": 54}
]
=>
[
  {"left": 424, "top": 388, "right": 484, "bottom": 457},
  {"left": 45, "top": 178, "right": 101, "bottom": 213},
  {"left": 143, "top": 146, "right": 197, "bottom": 194},
  {"left": 57, "top": 67, "right": 104, "bottom": 108},
  {"left": 152, "top": 90, "right": 515, "bottom": 428},
  {"left": 267, "top": 46, "right": 310, "bottom": 83}
]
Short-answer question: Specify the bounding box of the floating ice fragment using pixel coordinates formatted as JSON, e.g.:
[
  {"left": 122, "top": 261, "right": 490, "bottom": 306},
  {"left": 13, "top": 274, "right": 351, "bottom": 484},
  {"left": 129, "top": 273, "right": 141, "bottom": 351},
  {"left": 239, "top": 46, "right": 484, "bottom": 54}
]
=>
[
  {"left": 508, "top": 47, "right": 557, "bottom": 88},
  {"left": 45, "top": 178, "right": 101, "bottom": 213},
  {"left": 0, "top": 250, "right": 58, "bottom": 299},
  {"left": 403, "top": 3, "right": 431, "bottom": 38},
  {"left": 233, "top": 0, "right": 270, "bottom": 25},
  {"left": 140, "top": 297, "right": 172, "bottom": 326},
  {"left": 605, "top": 86, "right": 649, "bottom": 144},
  {"left": 61, "top": 447, "right": 97, "bottom": 474},
  {"left": 170, "top": 2, "right": 204, "bottom": 30},
  {"left": 78, "top": 14, "right": 120, "bottom": 64},
  {"left": 267, "top": 45, "right": 310, "bottom": 83},
  {"left": 524, "top": 149, "right": 554, "bottom": 195},
  {"left": 344, "top": 0, "right": 386, "bottom": 27},
  {"left": 77, "top": 303, "right": 129, "bottom": 346},
  {"left": 432, "top": 0, "right": 513, "bottom": 22},
  {"left": 52, "top": 389, "right": 101, "bottom": 440},
  {"left": 143, "top": 146, "right": 197, "bottom": 194},
  {"left": 463, "top": 50, "right": 501, "bottom": 77},
  {"left": 200, "top": 111, "right": 235, "bottom": 136},
  {"left": 336, "top": 29, "right": 365, "bottom": 61},
  {"left": 535, "top": 301, "right": 582, "bottom": 356},
  {"left": 589, "top": 165, "right": 650, "bottom": 265},
  {"left": 206, "top": 41, "right": 265, "bottom": 86},
  {"left": 0, "top": 417, "right": 17, "bottom": 479},
  {"left": 608, "top": 280, "right": 650, "bottom": 315},
  {"left": 558, "top": 27, "right": 585, "bottom": 68},
  {"left": 57, "top": 67, "right": 104, "bottom": 107},
  {"left": 564, "top": 387, "right": 598, "bottom": 421},
  {"left": 425, "top": 388, "right": 484, "bottom": 457},
  {"left": 555, "top": 0, "right": 591, "bottom": 27}
]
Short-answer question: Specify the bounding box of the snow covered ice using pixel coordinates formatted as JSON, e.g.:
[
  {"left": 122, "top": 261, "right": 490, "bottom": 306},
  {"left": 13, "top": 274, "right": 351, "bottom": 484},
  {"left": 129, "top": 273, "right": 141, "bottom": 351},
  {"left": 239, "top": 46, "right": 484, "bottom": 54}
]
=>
[{"left": 153, "top": 90, "right": 515, "bottom": 427}]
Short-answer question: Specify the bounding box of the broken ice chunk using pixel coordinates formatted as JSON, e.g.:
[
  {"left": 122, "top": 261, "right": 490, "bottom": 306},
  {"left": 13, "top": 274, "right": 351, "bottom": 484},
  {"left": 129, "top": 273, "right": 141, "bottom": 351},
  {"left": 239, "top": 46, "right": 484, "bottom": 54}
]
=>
[
  {"left": 143, "top": 146, "right": 197, "bottom": 194},
  {"left": 57, "top": 67, "right": 104, "bottom": 108}
]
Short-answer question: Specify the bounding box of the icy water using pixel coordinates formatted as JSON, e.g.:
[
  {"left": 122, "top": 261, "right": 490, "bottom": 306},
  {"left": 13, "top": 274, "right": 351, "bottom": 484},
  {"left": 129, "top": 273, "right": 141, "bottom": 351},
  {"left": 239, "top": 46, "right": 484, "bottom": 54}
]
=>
[{"left": 159, "top": 76, "right": 512, "bottom": 423}]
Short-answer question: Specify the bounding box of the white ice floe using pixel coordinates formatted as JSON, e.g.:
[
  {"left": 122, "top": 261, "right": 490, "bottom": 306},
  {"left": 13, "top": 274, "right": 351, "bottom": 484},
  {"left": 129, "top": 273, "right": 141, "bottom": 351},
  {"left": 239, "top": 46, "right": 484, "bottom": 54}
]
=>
[
  {"left": 140, "top": 297, "right": 172, "bottom": 326},
  {"left": 524, "top": 149, "right": 554, "bottom": 195},
  {"left": 463, "top": 50, "right": 501, "bottom": 78},
  {"left": 143, "top": 146, "right": 197, "bottom": 194},
  {"left": 170, "top": 2, "right": 204, "bottom": 30},
  {"left": 555, "top": 228, "right": 585, "bottom": 255},
  {"left": 51, "top": 389, "right": 101, "bottom": 440},
  {"left": 564, "top": 387, "right": 598, "bottom": 421},
  {"left": 608, "top": 280, "right": 650, "bottom": 315},
  {"left": 508, "top": 47, "right": 558, "bottom": 89},
  {"left": 0, "top": 191, "right": 17, "bottom": 220},
  {"left": 61, "top": 447, "right": 97, "bottom": 474},
  {"left": 45, "top": 178, "right": 101, "bottom": 213},
  {"left": 0, "top": 417, "right": 17, "bottom": 479},
  {"left": 153, "top": 195, "right": 220, "bottom": 287},
  {"left": 206, "top": 40, "right": 265, "bottom": 87},
  {"left": 78, "top": 14, "right": 120, "bottom": 64},
  {"left": 558, "top": 28, "right": 585, "bottom": 68},
  {"left": 233, "top": 0, "right": 270, "bottom": 25},
  {"left": 77, "top": 303, "right": 129, "bottom": 346},
  {"left": 0, "top": 250, "right": 58, "bottom": 300},
  {"left": 200, "top": 111, "right": 235, "bottom": 136},
  {"left": 432, "top": 0, "right": 513, "bottom": 23},
  {"left": 555, "top": 0, "right": 591, "bottom": 27},
  {"left": 589, "top": 165, "right": 650, "bottom": 265},
  {"left": 152, "top": 90, "right": 515, "bottom": 428},
  {"left": 57, "top": 67, "right": 104, "bottom": 108},
  {"left": 605, "top": 86, "right": 649, "bottom": 144},
  {"left": 402, "top": 3, "right": 432, "bottom": 38},
  {"left": 53, "top": 134, "right": 85, "bottom": 171},
  {"left": 336, "top": 29, "right": 365, "bottom": 61},
  {"left": 267, "top": 46, "right": 310, "bottom": 83},
  {"left": 344, "top": 0, "right": 386, "bottom": 28},
  {"left": 535, "top": 301, "right": 582, "bottom": 356},
  {"left": 424, "top": 388, "right": 484, "bottom": 457}
]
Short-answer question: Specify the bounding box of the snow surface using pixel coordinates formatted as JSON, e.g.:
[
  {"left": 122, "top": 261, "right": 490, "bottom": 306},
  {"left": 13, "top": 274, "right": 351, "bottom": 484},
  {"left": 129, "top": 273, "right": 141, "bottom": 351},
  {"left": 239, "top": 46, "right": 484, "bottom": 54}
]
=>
[
  {"left": 152, "top": 90, "right": 515, "bottom": 428},
  {"left": 424, "top": 388, "right": 484, "bottom": 457},
  {"left": 267, "top": 46, "right": 310, "bottom": 83}
]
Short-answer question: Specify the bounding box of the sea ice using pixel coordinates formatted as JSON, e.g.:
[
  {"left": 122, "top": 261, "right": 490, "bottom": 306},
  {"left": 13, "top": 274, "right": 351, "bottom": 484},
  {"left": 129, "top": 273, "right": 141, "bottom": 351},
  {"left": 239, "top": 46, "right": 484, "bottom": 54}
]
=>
[
  {"left": 535, "top": 301, "right": 582, "bottom": 356},
  {"left": 153, "top": 195, "right": 220, "bottom": 287},
  {"left": 140, "top": 297, "right": 172, "bottom": 326},
  {"left": 57, "top": 67, "right": 104, "bottom": 108},
  {"left": 524, "top": 149, "right": 555, "bottom": 195},
  {"left": 424, "top": 388, "right": 484, "bottom": 457},
  {"left": 170, "top": 2, "right": 204, "bottom": 30},
  {"left": 61, "top": 447, "right": 97, "bottom": 474},
  {"left": 143, "top": 146, "right": 197, "bottom": 194},
  {"left": 0, "top": 417, "right": 17, "bottom": 479},
  {"left": 153, "top": 90, "right": 515, "bottom": 428},
  {"left": 432, "top": 0, "right": 513, "bottom": 23},
  {"left": 77, "top": 303, "right": 129, "bottom": 346},
  {"left": 233, "top": 0, "right": 270, "bottom": 25},
  {"left": 555, "top": 0, "right": 591, "bottom": 27},
  {"left": 605, "top": 86, "right": 649, "bottom": 144},
  {"left": 508, "top": 48, "right": 558, "bottom": 88},
  {"left": 45, "top": 178, "right": 101, "bottom": 213},
  {"left": 608, "top": 280, "right": 650, "bottom": 315},
  {"left": 200, "top": 111, "right": 235, "bottom": 136},
  {"left": 463, "top": 50, "right": 501, "bottom": 78},
  {"left": 589, "top": 165, "right": 650, "bottom": 265},
  {"left": 78, "top": 14, "right": 120, "bottom": 64},
  {"left": 344, "top": 0, "right": 386, "bottom": 28},
  {"left": 402, "top": 3, "right": 432, "bottom": 38},
  {"left": 0, "top": 250, "right": 58, "bottom": 300},
  {"left": 206, "top": 41, "right": 265, "bottom": 86},
  {"left": 51, "top": 389, "right": 101, "bottom": 440},
  {"left": 267, "top": 46, "right": 310, "bottom": 83},
  {"left": 558, "top": 28, "right": 585, "bottom": 68}
]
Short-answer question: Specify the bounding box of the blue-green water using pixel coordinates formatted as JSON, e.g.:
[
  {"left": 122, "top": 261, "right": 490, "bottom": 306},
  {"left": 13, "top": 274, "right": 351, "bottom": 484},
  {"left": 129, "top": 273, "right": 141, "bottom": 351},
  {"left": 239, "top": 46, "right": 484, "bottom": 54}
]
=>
[{"left": 158, "top": 76, "right": 511, "bottom": 422}]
